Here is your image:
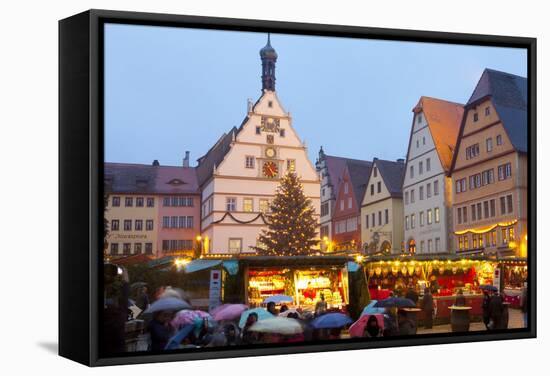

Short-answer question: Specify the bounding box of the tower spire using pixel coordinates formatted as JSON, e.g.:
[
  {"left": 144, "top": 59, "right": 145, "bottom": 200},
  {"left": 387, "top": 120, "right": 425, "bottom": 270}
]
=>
[{"left": 259, "top": 33, "right": 278, "bottom": 92}]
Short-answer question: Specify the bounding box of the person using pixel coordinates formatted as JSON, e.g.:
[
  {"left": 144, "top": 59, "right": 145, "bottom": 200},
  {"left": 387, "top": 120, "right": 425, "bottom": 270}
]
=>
[
  {"left": 223, "top": 323, "right": 240, "bottom": 346},
  {"left": 267, "top": 301, "right": 278, "bottom": 316},
  {"left": 421, "top": 287, "right": 434, "bottom": 329},
  {"left": 280, "top": 304, "right": 289, "bottom": 314},
  {"left": 135, "top": 286, "right": 150, "bottom": 311},
  {"left": 520, "top": 284, "right": 528, "bottom": 328},
  {"left": 241, "top": 312, "right": 259, "bottom": 344},
  {"left": 454, "top": 289, "right": 466, "bottom": 306},
  {"left": 398, "top": 309, "right": 416, "bottom": 335},
  {"left": 488, "top": 291, "right": 504, "bottom": 330},
  {"left": 102, "top": 264, "right": 129, "bottom": 354},
  {"left": 363, "top": 315, "right": 383, "bottom": 338},
  {"left": 148, "top": 310, "right": 176, "bottom": 352},
  {"left": 315, "top": 293, "right": 328, "bottom": 317},
  {"left": 405, "top": 286, "right": 419, "bottom": 304},
  {"left": 482, "top": 289, "right": 491, "bottom": 329},
  {"left": 382, "top": 308, "right": 398, "bottom": 336}
]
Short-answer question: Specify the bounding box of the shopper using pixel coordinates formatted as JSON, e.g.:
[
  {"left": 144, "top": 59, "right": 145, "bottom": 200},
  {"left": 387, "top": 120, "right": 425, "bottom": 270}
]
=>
[
  {"left": 315, "top": 293, "right": 328, "bottom": 317},
  {"left": 363, "top": 315, "right": 383, "bottom": 338},
  {"left": 454, "top": 289, "right": 466, "bottom": 306},
  {"left": 482, "top": 290, "right": 491, "bottom": 329},
  {"left": 267, "top": 301, "right": 278, "bottom": 316},
  {"left": 421, "top": 287, "right": 434, "bottom": 329},
  {"left": 520, "top": 283, "right": 528, "bottom": 328}
]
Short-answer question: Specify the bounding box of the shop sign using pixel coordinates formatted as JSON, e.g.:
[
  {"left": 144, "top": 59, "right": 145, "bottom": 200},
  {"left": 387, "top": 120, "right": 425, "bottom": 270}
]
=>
[{"left": 208, "top": 269, "right": 222, "bottom": 311}]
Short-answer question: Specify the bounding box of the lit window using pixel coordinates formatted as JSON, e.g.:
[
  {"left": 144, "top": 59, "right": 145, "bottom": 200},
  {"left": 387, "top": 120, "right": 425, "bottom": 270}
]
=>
[
  {"left": 287, "top": 159, "right": 296, "bottom": 172},
  {"left": 434, "top": 207, "right": 440, "bottom": 223},
  {"left": 259, "top": 199, "right": 270, "bottom": 213},
  {"left": 228, "top": 238, "right": 242, "bottom": 253},
  {"left": 243, "top": 198, "right": 253, "bottom": 212}
]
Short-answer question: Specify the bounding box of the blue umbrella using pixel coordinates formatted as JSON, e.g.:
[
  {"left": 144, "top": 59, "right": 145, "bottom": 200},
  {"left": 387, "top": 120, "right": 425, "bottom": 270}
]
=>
[
  {"left": 164, "top": 324, "right": 194, "bottom": 350},
  {"left": 311, "top": 313, "right": 353, "bottom": 329},
  {"left": 143, "top": 297, "right": 191, "bottom": 315},
  {"left": 263, "top": 295, "right": 294, "bottom": 304},
  {"left": 480, "top": 284, "right": 498, "bottom": 292},
  {"left": 373, "top": 297, "right": 416, "bottom": 308},
  {"left": 239, "top": 308, "right": 274, "bottom": 328},
  {"left": 361, "top": 300, "right": 385, "bottom": 315}
]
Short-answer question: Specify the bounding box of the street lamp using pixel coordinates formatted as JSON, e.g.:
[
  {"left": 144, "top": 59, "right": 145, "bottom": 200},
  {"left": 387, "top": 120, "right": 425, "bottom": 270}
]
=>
[{"left": 194, "top": 235, "right": 203, "bottom": 259}]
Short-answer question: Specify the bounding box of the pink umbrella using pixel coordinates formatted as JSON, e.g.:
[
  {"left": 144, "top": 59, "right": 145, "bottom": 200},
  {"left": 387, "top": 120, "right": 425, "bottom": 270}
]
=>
[
  {"left": 349, "top": 314, "right": 384, "bottom": 338},
  {"left": 212, "top": 304, "right": 248, "bottom": 321},
  {"left": 171, "top": 309, "right": 211, "bottom": 329}
]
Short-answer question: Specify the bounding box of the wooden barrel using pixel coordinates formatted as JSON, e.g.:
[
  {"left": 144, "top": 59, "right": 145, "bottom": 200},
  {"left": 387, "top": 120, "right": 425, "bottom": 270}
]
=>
[{"left": 449, "top": 306, "right": 471, "bottom": 332}]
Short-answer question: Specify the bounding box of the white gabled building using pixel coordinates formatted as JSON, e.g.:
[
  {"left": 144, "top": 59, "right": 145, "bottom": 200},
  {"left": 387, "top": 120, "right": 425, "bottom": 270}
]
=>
[
  {"left": 402, "top": 97, "right": 463, "bottom": 255},
  {"left": 196, "top": 36, "right": 320, "bottom": 254}
]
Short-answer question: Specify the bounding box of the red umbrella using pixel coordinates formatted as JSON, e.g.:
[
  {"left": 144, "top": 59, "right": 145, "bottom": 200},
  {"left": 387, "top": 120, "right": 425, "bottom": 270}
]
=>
[
  {"left": 212, "top": 304, "right": 248, "bottom": 321},
  {"left": 349, "top": 314, "right": 384, "bottom": 338}
]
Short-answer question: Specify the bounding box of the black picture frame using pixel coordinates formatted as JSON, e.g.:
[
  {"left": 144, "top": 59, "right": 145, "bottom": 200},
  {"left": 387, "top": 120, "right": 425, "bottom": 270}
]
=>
[{"left": 59, "top": 9, "right": 537, "bottom": 367}]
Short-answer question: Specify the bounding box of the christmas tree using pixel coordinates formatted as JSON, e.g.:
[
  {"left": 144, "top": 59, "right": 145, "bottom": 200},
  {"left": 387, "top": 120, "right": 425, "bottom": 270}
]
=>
[{"left": 254, "top": 172, "right": 319, "bottom": 256}]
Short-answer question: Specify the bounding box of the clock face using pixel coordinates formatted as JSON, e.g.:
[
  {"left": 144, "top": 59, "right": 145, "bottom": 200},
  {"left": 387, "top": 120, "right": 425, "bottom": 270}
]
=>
[
  {"left": 265, "top": 147, "right": 276, "bottom": 158},
  {"left": 262, "top": 161, "right": 279, "bottom": 178},
  {"left": 261, "top": 116, "right": 280, "bottom": 132}
]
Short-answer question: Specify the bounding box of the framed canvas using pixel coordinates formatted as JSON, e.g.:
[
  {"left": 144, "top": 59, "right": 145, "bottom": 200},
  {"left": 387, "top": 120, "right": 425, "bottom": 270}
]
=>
[{"left": 59, "top": 9, "right": 536, "bottom": 366}]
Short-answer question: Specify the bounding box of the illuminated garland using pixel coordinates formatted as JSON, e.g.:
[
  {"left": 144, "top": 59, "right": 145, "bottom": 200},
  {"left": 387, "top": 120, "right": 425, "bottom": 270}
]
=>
[
  {"left": 454, "top": 220, "right": 518, "bottom": 235},
  {"left": 213, "top": 211, "right": 268, "bottom": 225}
]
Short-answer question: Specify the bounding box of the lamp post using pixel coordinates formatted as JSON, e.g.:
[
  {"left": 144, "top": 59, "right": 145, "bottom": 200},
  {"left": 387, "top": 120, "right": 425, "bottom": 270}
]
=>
[{"left": 194, "top": 235, "right": 203, "bottom": 259}]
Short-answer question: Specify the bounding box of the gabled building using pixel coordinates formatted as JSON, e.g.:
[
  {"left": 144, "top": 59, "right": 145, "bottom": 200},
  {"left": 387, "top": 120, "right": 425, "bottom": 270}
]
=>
[
  {"left": 449, "top": 69, "right": 528, "bottom": 258},
  {"left": 360, "top": 158, "right": 405, "bottom": 255},
  {"left": 331, "top": 160, "right": 372, "bottom": 252},
  {"left": 104, "top": 159, "right": 201, "bottom": 259},
  {"left": 403, "top": 97, "right": 464, "bottom": 254},
  {"left": 316, "top": 149, "right": 371, "bottom": 249},
  {"left": 197, "top": 36, "right": 320, "bottom": 254}
]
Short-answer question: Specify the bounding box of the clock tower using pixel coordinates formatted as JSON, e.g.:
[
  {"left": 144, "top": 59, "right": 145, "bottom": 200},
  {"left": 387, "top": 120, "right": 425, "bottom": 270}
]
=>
[{"left": 197, "top": 35, "right": 321, "bottom": 254}]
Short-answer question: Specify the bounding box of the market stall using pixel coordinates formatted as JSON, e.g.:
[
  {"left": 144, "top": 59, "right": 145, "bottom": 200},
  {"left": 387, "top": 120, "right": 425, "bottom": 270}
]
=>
[{"left": 500, "top": 258, "right": 528, "bottom": 308}]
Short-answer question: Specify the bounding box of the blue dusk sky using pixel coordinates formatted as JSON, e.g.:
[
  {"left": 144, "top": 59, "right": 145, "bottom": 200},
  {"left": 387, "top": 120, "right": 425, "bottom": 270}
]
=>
[{"left": 104, "top": 23, "right": 527, "bottom": 166}]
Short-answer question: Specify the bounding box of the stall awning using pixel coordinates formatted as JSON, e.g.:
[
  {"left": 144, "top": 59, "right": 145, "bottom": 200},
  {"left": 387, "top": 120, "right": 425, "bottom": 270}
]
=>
[{"left": 184, "top": 259, "right": 222, "bottom": 273}]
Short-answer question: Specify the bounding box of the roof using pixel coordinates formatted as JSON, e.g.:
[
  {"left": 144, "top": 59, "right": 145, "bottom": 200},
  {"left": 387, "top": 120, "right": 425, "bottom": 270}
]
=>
[
  {"left": 374, "top": 159, "right": 406, "bottom": 198},
  {"left": 413, "top": 96, "right": 464, "bottom": 172},
  {"left": 467, "top": 68, "right": 527, "bottom": 153},
  {"left": 324, "top": 154, "right": 371, "bottom": 198},
  {"left": 346, "top": 160, "right": 373, "bottom": 204},
  {"left": 196, "top": 127, "right": 238, "bottom": 187},
  {"left": 104, "top": 162, "right": 199, "bottom": 194}
]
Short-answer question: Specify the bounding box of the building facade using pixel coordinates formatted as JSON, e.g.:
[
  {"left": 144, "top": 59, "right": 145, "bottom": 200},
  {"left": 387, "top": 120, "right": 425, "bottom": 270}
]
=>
[
  {"left": 360, "top": 158, "right": 405, "bottom": 254},
  {"left": 104, "top": 161, "right": 201, "bottom": 259},
  {"left": 450, "top": 69, "right": 528, "bottom": 258},
  {"left": 197, "top": 36, "right": 320, "bottom": 254},
  {"left": 403, "top": 97, "right": 464, "bottom": 254},
  {"left": 331, "top": 161, "right": 372, "bottom": 252}
]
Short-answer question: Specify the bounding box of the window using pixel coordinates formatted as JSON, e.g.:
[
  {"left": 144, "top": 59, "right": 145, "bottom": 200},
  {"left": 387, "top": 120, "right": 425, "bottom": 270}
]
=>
[
  {"left": 411, "top": 214, "right": 416, "bottom": 229},
  {"left": 226, "top": 197, "right": 236, "bottom": 212},
  {"left": 457, "top": 207, "right": 462, "bottom": 224},
  {"left": 455, "top": 178, "right": 467, "bottom": 193},
  {"left": 434, "top": 180, "right": 439, "bottom": 196},
  {"left": 163, "top": 197, "right": 170, "bottom": 206},
  {"left": 135, "top": 220, "right": 143, "bottom": 231},
  {"left": 245, "top": 156, "right": 255, "bottom": 169},
  {"left": 322, "top": 188, "right": 325, "bottom": 197},
  {"left": 228, "top": 238, "right": 242, "bottom": 253},
  {"left": 419, "top": 161, "right": 423, "bottom": 175},
  {"left": 502, "top": 228, "right": 508, "bottom": 245},
  {"left": 490, "top": 199, "right": 496, "bottom": 217},
  {"left": 473, "top": 234, "right": 478, "bottom": 249},
  {"left": 479, "top": 234, "right": 484, "bottom": 248},
  {"left": 405, "top": 191, "right": 409, "bottom": 205},
  {"left": 435, "top": 238, "right": 441, "bottom": 252},
  {"left": 463, "top": 206, "right": 468, "bottom": 223},
  {"left": 477, "top": 203, "right": 482, "bottom": 220},
  {"left": 266, "top": 134, "right": 274, "bottom": 144},
  {"left": 385, "top": 209, "right": 389, "bottom": 224},
  {"left": 496, "top": 134, "right": 503, "bottom": 145},
  {"left": 490, "top": 231, "right": 497, "bottom": 246},
  {"left": 507, "top": 194, "right": 513, "bottom": 213},
  {"left": 458, "top": 237, "right": 463, "bottom": 251},
  {"left": 136, "top": 197, "right": 144, "bottom": 207},
  {"left": 110, "top": 243, "right": 119, "bottom": 255},
  {"left": 320, "top": 202, "right": 329, "bottom": 217},
  {"left": 420, "top": 241, "right": 425, "bottom": 253},
  {"left": 426, "top": 183, "right": 432, "bottom": 198},
  {"left": 486, "top": 138, "right": 493, "bottom": 152},
  {"left": 434, "top": 207, "right": 440, "bottom": 223},
  {"left": 348, "top": 197, "right": 352, "bottom": 209},
  {"left": 419, "top": 186, "right": 424, "bottom": 200},
  {"left": 428, "top": 239, "right": 433, "bottom": 253},
  {"left": 419, "top": 211, "right": 424, "bottom": 226},
  {"left": 124, "top": 220, "right": 132, "bottom": 231},
  {"left": 473, "top": 113, "right": 479, "bottom": 122},
  {"left": 287, "top": 159, "right": 296, "bottom": 172},
  {"left": 279, "top": 129, "right": 285, "bottom": 137},
  {"left": 373, "top": 167, "right": 378, "bottom": 177},
  {"left": 484, "top": 201, "right": 489, "bottom": 218},
  {"left": 171, "top": 197, "right": 179, "bottom": 206},
  {"left": 125, "top": 197, "right": 133, "bottom": 207},
  {"left": 365, "top": 214, "right": 370, "bottom": 229},
  {"left": 464, "top": 236, "right": 469, "bottom": 250},
  {"left": 171, "top": 216, "right": 178, "bottom": 228},
  {"left": 134, "top": 243, "right": 142, "bottom": 254},
  {"left": 262, "top": 199, "right": 272, "bottom": 213},
  {"left": 255, "top": 126, "right": 261, "bottom": 135},
  {"left": 410, "top": 166, "right": 414, "bottom": 178},
  {"left": 112, "top": 196, "right": 120, "bottom": 207},
  {"left": 423, "top": 136, "right": 426, "bottom": 145},
  {"left": 370, "top": 184, "right": 374, "bottom": 195},
  {"left": 509, "top": 227, "right": 515, "bottom": 241},
  {"left": 482, "top": 169, "right": 494, "bottom": 185},
  {"left": 427, "top": 209, "right": 433, "bottom": 224},
  {"left": 146, "top": 220, "right": 153, "bottom": 231},
  {"left": 500, "top": 196, "right": 506, "bottom": 214},
  {"left": 498, "top": 163, "right": 512, "bottom": 180},
  {"left": 111, "top": 220, "right": 119, "bottom": 231},
  {"left": 466, "top": 144, "right": 480, "bottom": 159},
  {"left": 178, "top": 216, "right": 186, "bottom": 228},
  {"left": 378, "top": 211, "right": 382, "bottom": 226},
  {"left": 344, "top": 182, "right": 349, "bottom": 194},
  {"left": 426, "top": 158, "right": 431, "bottom": 171},
  {"left": 405, "top": 216, "right": 409, "bottom": 230},
  {"left": 340, "top": 200, "right": 344, "bottom": 211},
  {"left": 145, "top": 243, "right": 153, "bottom": 254},
  {"left": 162, "top": 216, "right": 170, "bottom": 228},
  {"left": 417, "top": 114, "right": 422, "bottom": 123},
  {"left": 485, "top": 106, "right": 491, "bottom": 116},
  {"left": 416, "top": 140, "right": 419, "bottom": 148},
  {"left": 243, "top": 198, "right": 254, "bottom": 212},
  {"left": 377, "top": 181, "right": 381, "bottom": 193},
  {"left": 268, "top": 100, "right": 273, "bottom": 108},
  {"left": 371, "top": 213, "right": 375, "bottom": 228},
  {"left": 471, "top": 204, "right": 477, "bottom": 221},
  {"left": 147, "top": 197, "right": 155, "bottom": 207},
  {"left": 410, "top": 189, "right": 415, "bottom": 203},
  {"left": 123, "top": 243, "right": 131, "bottom": 255}
]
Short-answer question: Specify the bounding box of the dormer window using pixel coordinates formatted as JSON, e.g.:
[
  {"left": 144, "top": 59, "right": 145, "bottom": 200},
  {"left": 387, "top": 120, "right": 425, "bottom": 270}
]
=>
[{"left": 167, "top": 178, "right": 186, "bottom": 186}]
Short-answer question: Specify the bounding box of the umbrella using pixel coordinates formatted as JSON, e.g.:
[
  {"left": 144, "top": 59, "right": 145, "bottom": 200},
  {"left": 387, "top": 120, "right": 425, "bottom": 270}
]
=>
[
  {"left": 361, "top": 300, "right": 385, "bottom": 316},
  {"left": 373, "top": 297, "right": 416, "bottom": 308},
  {"left": 171, "top": 309, "right": 211, "bottom": 329},
  {"left": 249, "top": 317, "right": 303, "bottom": 336},
  {"left": 349, "top": 314, "right": 384, "bottom": 338},
  {"left": 211, "top": 304, "right": 248, "bottom": 322},
  {"left": 480, "top": 284, "right": 498, "bottom": 292},
  {"left": 164, "top": 324, "right": 194, "bottom": 350},
  {"left": 263, "top": 295, "right": 294, "bottom": 304},
  {"left": 311, "top": 313, "right": 353, "bottom": 329},
  {"left": 239, "top": 308, "right": 274, "bottom": 328},
  {"left": 143, "top": 297, "right": 191, "bottom": 315},
  {"left": 278, "top": 308, "right": 303, "bottom": 319}
]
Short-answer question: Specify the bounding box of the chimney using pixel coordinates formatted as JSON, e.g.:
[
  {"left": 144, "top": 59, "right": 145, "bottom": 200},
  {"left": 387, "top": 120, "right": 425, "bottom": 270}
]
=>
[
  {"left": 396, "top": 158, "right": 405, "bottom": 164},
  {"left": 152, "top": 159, "right": 160, "bottom": 166},
  {"left": 183, "top": 151, "right": 190, "bottom": 167},
  {"left": 247, "top": 98, "right": 253, "bottom": 113}
]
